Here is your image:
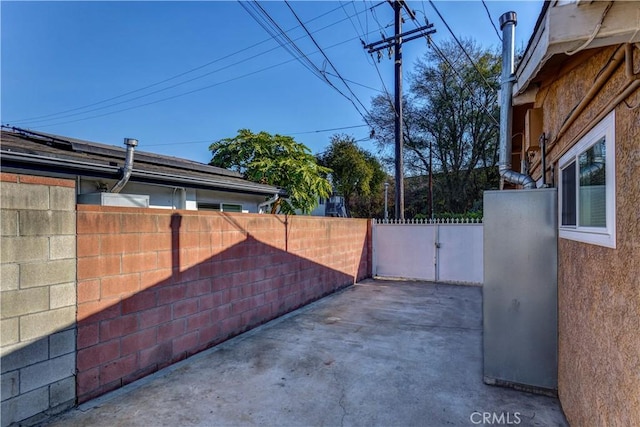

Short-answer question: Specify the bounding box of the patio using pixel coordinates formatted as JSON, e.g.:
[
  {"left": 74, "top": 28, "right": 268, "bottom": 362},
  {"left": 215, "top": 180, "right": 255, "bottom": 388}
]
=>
[{"left": 44, "top": 280, "right": 567, "bottom": 426}]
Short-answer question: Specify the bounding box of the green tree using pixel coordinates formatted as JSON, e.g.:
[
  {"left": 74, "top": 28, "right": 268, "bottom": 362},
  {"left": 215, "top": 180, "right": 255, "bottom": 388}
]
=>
[
  {"left": 317, "top": 134, "right": 386, "bottom": 218},
  {"left": 367, "top": 38, "right": 501, "bottom": 215},
  {"left": 209, "top": 129, "right": 333, "bottom": 215}
]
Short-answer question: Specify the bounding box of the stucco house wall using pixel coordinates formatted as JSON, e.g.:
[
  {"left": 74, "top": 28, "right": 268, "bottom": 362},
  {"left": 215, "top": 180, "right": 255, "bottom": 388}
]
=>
[{"left": 520, "top": 44, "right": 639, "bottom": 425}]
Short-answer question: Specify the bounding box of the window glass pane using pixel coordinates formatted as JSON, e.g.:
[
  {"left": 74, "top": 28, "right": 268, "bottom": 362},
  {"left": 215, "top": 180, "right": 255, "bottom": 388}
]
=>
[
  {"left": 561, "top": 161, "right": 576, "bottom": 226},
  {"left": 579, "top": 138, "right": 606, "bottom": 227},
  {"left": 221, "top": 204, "right": 242, "bottom": 213}
]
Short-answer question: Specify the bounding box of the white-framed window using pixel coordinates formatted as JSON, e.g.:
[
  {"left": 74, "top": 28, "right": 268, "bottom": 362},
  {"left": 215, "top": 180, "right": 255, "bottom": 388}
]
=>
[
  {"left": 558, "top": 111, "right": 615, "bottom": 248},
  {"left": 197, "top": 202, "right": 243, "bottom": 212}
]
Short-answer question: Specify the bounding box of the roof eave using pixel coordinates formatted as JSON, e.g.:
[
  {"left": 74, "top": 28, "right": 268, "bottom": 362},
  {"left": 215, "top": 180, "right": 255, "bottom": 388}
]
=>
[
  {"left": 1, "top": 151, "right": 281, "bottom": 197},
  {"left": 514, "top": 1, "right": 640, "bottom": 97}
]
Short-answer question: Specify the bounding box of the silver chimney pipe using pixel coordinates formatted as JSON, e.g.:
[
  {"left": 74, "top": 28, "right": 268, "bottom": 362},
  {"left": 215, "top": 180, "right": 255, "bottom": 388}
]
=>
[
  {"left": 498, "top": 12, "right": 536, "bottom": 189},
  {"left": 111, "top": 138, "right": 138, "bottom": 193}
]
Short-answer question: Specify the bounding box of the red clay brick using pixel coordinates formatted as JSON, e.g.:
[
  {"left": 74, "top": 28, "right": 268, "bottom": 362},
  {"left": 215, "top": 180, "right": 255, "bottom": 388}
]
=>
[
  {"left": 157, "top": 319, "right": 186, "bottom": 342},
  {"left": 77, "top": 339, "right": 120, "bottom": 371},
  {"left": 138, "top": 306, "right": 171, "bottom": 329},
  {"left": 197, "top": 293, "right": 215, "bottom": 312},
  {"left": 172, "top": 331, "right": 198, "bottom": 355},
  {"left": 122, "top": 290, "right": 157, "bottom": 314},
  {"left": 186, "top": 311, "right": 211, "bottom": 332},
  {"left": 173, "top": 297, "right": 199, "bottom": 319},
  {"left": 140, "top": 233, "right": 172, "bottom": 252},
  {"left": 180, "top": 213, "right": 200, "bottom": 232},
  {"left": 174, "top": 265, "right": 199, "bottom": 283},
  {"left": 76, "top": 367, "right": 99, "bottom": 397},
  {"left": 0, "top": 172, "right": 18, "bottom": 183},
  {"left": 197, "top": 262, "right": 215, "bottom": 279},
  {"left": 122, "top": 364, "right": 158, "bottom": 387},
  {"left": 198, "top": 233, "right": 212, "bottom": 249},
  {"left": 121, "top": 327, "right": 157, "bottom": 355},
  {"left": 212, "top": 304, "right": 231, "bottom": 323},
  {"left": 220, "top": 315, "right": 242, "bottom": 335},
  {"left": 100, "top": 234, "right": 140, "bottom": 255},
  {"left": 139, "top": 268, "right": 172, "bottom": 290},
  {"left": 122, "top": 252, "right": 158, "bottom": 273},
  {"left": 185, "top": 278, "right": 211, "bottom": 298},
  {"left": 100, "top": 314, "right": 138, "bottom": 342},
  {"left": 77, "top": 323, "right": 99, "bottom": 349},
  {"left": 220, "top": 259, "right": 240, "bottom": 275},
  {"left": 77, "top": 212, "right": 121, "bottom": 235},
  {"left": 156, "top": 250, "right": 173, "bottom": 269},
  {"left": 179, "top": 232, "right": 199, "bottom": 249},
  {"left": 232, "top": 271, "right": 250, "bottom": 288},
  {"left": 78, "top": 279, "right": 101, "bottom": 303},
  {"left": 76, "top": 235, "right": 99, "bottom": 257},
  {"left": 228, "top": 286, "right": 242, "bottom": 301},
  {"left": 139, "top": 342, "right": 172, "bottom": 367},
  {"left": 121, "top": 214, "right": 158, "bottom": 233},
  {"left": 194, "top": 247, "right": 214, "bottom": 265},
  {"left": 18, "top": 174, "right": 75, "bottom": 188},
  {"left": 78, "top": 255, "right": 121, "bottom": 280},
  {"left": 101, "top": 274, "right": 140, "bottom": 299},
  {"left": 100, "top": 354, "right": 137, "bottom": 385},
  {"left": 77, "top": 298, "right": 121, "bottom": 322},
  {"left": 231, "top": 298, "right": 252, "bottom": 315},
  {"left": 158, "top": 284, "right": 187, "bottom": 305},
  {"left": 198, "top": 323, "right": 221, "bottom": 345}
]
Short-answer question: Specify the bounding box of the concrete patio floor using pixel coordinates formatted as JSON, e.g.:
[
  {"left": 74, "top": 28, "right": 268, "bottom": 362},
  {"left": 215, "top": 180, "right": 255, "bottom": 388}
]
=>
[{"left": 44, "top": 279, "right": 567, "bottom": 426}]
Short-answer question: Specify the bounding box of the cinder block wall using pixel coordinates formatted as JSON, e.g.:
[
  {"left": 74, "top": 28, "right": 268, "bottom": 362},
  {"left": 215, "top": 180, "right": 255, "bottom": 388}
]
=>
[
  {"left": 1, "top": 173, "right": 77, "bottom": 426},
  {"left": 76, "top": 205, "right": 370, "bottom": 403}
]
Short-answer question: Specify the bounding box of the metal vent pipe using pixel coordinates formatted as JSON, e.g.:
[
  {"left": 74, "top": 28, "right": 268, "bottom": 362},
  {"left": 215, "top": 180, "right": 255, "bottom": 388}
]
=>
[
  {"left": 111, "top": 138, "right": 138, "bottom": 193},
  {"left": 498, "top": 12, "right": 536, "bottom": 189}
]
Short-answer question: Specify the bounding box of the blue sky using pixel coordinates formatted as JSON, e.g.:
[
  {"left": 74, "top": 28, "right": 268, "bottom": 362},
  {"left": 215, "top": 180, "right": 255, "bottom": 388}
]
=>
[{"left": 1, "top": 1, "right": 543, "bottom": 163}]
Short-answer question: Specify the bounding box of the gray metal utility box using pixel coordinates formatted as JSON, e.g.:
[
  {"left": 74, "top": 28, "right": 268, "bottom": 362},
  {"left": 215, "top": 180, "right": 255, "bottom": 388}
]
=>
[
  {"left": 483, "top": 188, "right": 558, "bottom": 393},
  {"left": 77, "top": 192, "right": 150, "bottom": 208}
]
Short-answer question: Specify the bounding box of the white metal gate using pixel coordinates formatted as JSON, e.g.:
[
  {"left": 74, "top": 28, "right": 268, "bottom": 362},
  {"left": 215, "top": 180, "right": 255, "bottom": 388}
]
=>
[{"left": 372, "top": 219, "right": 483, "bottom": 284}]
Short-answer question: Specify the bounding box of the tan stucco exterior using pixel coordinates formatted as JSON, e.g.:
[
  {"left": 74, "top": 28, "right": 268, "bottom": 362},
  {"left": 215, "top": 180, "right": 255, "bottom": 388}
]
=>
[{"left": 514, "top": 44, "right": 640, "bottom": 425}]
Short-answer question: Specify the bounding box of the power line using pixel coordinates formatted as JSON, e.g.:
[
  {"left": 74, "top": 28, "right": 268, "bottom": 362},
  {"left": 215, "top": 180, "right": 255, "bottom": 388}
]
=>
[
  {"left": 285, "top": 0, "right": 371, "bottom": 123},
  {"left": 16, "top": 32, "right": 375, "bottom": 130},
  {"left": 243, "top": 0, "right": 370, "bottom": 124},
  {"left": 481, "top": 0, "right": 502, "bottom": 42},
  {"left": 427, "top": 0, "right": 495, "bottom": 93},
  {"left": 143, "top": 124, "right": 370, "bottom": 147},
  {"left": 336, "top": 1, "right": 395, "bottom": 114},
  {"left": 324, "top": 72, "right": 383, "bottom": 92}
]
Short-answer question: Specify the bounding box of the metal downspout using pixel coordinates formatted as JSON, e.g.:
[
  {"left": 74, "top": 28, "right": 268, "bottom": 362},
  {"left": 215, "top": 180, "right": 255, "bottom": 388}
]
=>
[
  {"left": 498, "top": 12, "right": 536, "bottom": 189},
  {"left": 111, "top": 138, "right": 138, "bottom": 193},
  {"left": 258, "top": 194, "right": 280, "bottom": 214}
]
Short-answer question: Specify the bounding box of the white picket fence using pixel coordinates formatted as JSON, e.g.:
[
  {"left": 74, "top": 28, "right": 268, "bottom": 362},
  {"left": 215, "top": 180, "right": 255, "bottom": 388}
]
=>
[{"left": 372, "top": 218, "right": 483, "bottom": 284}]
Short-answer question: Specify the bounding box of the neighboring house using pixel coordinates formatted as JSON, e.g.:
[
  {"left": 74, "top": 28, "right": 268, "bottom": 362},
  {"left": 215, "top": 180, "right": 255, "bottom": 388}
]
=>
[
  {"left": 309, "top": 194, "right": 347, "bottom": 217},
  {"left": 0, "top": 128, "right": 282, "bottom": 212},
  {"left": 510, "top": 1, "right": 639, "bottom": 425}
]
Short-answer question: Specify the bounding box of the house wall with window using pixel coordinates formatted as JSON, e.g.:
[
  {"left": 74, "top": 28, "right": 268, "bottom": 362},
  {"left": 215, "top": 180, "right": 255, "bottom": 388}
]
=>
[
  {"left": 516, "top": 44, "right": 639, "bottom": 424},
  {"left": 77, "top": 178, "right": 268, "bottom": 213}
]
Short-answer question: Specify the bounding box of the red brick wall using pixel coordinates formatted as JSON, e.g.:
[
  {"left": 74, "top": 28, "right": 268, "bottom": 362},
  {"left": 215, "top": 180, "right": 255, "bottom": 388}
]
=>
[{"left": 76, "top": 205, "right": 370, "bottom": 402}]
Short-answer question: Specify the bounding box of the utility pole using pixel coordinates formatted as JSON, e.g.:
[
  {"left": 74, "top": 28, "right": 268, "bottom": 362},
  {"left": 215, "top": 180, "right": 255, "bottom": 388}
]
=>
[{"left": 364, "top": 1, "right": 435, "bottom": 220}]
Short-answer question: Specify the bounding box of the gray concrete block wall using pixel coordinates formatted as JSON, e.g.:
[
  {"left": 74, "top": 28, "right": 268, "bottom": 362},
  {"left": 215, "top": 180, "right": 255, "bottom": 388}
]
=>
[{"left": 1, "top": 174, "right": 77, "bottom": 427}]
